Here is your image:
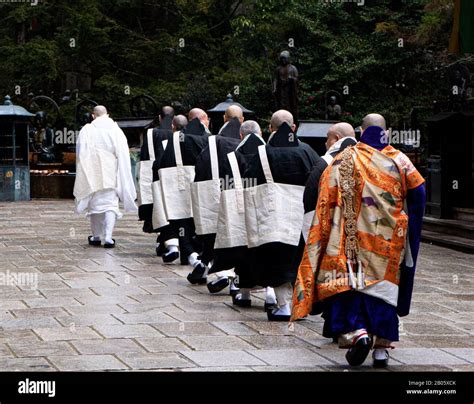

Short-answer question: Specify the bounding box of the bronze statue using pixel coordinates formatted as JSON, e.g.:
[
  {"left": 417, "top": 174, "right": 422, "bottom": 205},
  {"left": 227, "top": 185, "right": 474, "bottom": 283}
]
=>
[
  {"left": 326, "top": 95, "right": 342, "bottom": 121},
  {"left": 29, "top": 111, "right": 57, "bottom": 163},
  {"left": 273, "top": 50, "right": 299, "bottom": 120}
]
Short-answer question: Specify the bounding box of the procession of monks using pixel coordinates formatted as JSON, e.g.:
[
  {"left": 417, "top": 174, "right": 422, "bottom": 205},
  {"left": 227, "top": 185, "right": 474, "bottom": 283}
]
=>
[{"left": 75, "top": 103, "right": 426, "bottom": 368}]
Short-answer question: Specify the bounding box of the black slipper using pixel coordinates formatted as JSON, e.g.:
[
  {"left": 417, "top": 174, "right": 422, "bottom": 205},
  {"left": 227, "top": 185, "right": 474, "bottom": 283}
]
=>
[
  {"left": 104, "top": 239, "right": 116, "bottom": 249},
  {"left": 345, "top": 336, "right": 373, "bottom": 366},
  {"left": 162, "top": 251, "right": 179, "bottom": 263},
  {"left": 156, "top": 243, "right": 167, "bottom": 257},
  {"left": 372, "top": 349, "right": 390, "bottom": 368},
  {"left": 207, "top": 277, "right": 229, "bottom": 294},
  {"left": 264, "top": 302, "right": 278, "bottom": 312},
  {"left": 232, "top": 293, "right": 251, "bottom": 308},
  {"left": 186, "top": 262, "right": 207, "bottom": 285},
  {"left": 267, "top": 309, "right": 290, "bottom": 322},
  {"left": 88, "top": 236, "right": 101, "bottom": 247}
]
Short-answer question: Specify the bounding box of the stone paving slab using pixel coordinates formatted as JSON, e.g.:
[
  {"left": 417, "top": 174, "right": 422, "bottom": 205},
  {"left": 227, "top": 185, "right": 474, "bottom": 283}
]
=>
[
  {"left": 114, "top": 311, "right": 177, "bottom": 325},
  {"left": 390, "top": 348, "right": 470, "bottom": 365},
  {"left": 0, "top": 200, "right": 473, "bottom": 371},
  {"left": 9, "top": 341, "right": 78, "bottom": 357},
  {"left": 33, "top": 326, "right": 103, "bottom": 341},
  {"left": 135, "top": 337, "right": 191, "bottom": 353},
  {"left": 0, "top": 343, "right": 13, "bottom": 358},
  {"left": 56, "top": 314, "right": 123, "bottom": 327},
  {"left": 180, "top": 350, "right": 266, "bottom": 367},
  {"left": 0, "top": 357, "right": 55, "bottom": 371},
  {"left": 179, "top": 335, "right": 256, "bottom": 351},
  {"left": 210, "top": 321, "right": 258, "bottom": 336},
  {"left": 117, "top": 352, "right": 195, "bottom": 370},
  {"left": 48, "top": 354, "right": 129, "bottom": 371},
  {"left": 249, "top": 348, "right": 334, "bottom": 366},
  {"left": 71, "top": 338, "right": 146, "bottom": 355},
  {"left": 93, "top": 324, "right": 162, "bottom": 339},
  {"left": 152, "top": 322, "right": 227, "bottom": 337}
]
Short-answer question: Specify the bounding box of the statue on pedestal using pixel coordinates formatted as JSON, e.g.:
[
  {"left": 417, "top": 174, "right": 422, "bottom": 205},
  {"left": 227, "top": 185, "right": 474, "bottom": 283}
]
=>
[
  {"left": 326, "top": 93, "right": 342, "bottom": 121},
  {"left": 30, "top": 111, "right": 57, "bottom": 163},
  {"left": 273, "top": 50, "right": 299, "bottom": 120}
]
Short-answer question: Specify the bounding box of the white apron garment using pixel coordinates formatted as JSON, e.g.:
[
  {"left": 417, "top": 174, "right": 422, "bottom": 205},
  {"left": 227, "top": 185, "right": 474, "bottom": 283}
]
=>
[
  {"left": 137, "top": 129, "right": 155, "bottom": 206},
  {"left": 214, "top": 151, "right": 247, "bottom": 249},
  {"left": 74, "top": 124, "right": 118, "bottom": 202},
  {"left": 151, "top": 139, "right": 170, "bottom": 229},
  {"left": 191, "top": 136, "right": 221, "bottom": 235},
  {"left": 245, "top": 145, "right": 305, "bottom": 248},
  {"left": 159, "top": 131, "right": 195, "bottom": 220}
]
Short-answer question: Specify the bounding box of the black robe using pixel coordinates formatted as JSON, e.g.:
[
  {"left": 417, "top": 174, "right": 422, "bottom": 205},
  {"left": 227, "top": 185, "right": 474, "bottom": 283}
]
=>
[
  {"left": 192, "top": 118, "right": 241, "bottom": 264},
  {"left": 159, "top": 118, "right": 209, "bottom": 169},
  {"left": 209, "top": 133, "right": 266, "bottom": 287},
  {"left": 157, "top": 118, "right": 210, "bottom": 259},
  {"left": 194, "top": 118, "right": 241, "bottom": 183},
  {"left": 138, "top": 115, "right": 173, "bottom": 230},
  {"left": 241, "top": 122, "right": 321, "bottom": 287}
]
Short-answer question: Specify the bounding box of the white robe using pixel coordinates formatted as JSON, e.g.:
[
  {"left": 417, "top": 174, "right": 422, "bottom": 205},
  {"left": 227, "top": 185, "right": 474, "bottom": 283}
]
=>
[{"left": 73, "top": 115, "right": 137, "bottom": 217}]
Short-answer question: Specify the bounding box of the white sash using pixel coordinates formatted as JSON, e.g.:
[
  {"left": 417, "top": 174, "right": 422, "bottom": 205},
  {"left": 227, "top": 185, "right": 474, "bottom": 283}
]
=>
[
  {"left": 245, "top": 145, "right": 304, "bottom": 248},
  {"left": 151, "top": 137, "right": 170, "bottom": 229},
  {"left": 191, "top": 135, "right": 222, "bottom": 235},
  {"left": 214, "top": 151, "right": 248, "bottom": 249},
  {"left": 137, "top": 128, "right": 155, "bottom": 206},
  {"left": 159, "top": 131, "right": 195, "bottom": 220}
]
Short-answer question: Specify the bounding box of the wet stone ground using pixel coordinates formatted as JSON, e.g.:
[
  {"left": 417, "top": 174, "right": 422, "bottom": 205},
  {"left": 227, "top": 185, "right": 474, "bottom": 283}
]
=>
[{"left": 0, "top": 200, "right": 472, "bottom": 371}]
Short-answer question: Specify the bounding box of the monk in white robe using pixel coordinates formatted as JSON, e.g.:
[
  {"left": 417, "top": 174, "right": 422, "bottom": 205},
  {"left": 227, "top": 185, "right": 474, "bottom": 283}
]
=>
[{"left": 73, "top": 106, "right": 137, "bottom": 248}]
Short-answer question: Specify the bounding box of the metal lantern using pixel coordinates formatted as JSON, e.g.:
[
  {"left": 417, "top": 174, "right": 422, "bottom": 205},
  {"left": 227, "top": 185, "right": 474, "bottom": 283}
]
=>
[
  {"left": 207, "top": 94, "right": 254, "bottom": 134},
  {"left": 0, "top": 95, "right": 34, "bottom": 201}
]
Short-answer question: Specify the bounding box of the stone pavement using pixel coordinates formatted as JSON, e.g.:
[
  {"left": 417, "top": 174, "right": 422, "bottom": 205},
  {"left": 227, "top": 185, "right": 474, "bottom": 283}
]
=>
[{"left": 0, "top": 200, "right": 473, "bottom": 371}]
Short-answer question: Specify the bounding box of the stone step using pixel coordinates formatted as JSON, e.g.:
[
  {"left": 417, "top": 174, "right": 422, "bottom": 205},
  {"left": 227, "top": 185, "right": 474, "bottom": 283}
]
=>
[
  {"left": 453, "top": 207, "right": 474, "bottom": 223},
  {"left": 421, "top": 230, "right": 474, "bottom": 254},
  {"left": 423, "top": 216, "right": 474, "bottom": 240}
]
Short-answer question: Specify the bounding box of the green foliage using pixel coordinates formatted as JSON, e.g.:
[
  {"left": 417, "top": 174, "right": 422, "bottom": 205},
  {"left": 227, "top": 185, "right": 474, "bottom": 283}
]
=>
[{"left": 0, "top": 0, "right": 457, "bottom": 128}]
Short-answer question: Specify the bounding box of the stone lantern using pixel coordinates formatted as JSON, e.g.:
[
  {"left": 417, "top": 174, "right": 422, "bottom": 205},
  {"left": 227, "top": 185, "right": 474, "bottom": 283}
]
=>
[{"left": 0, "top": 95, "right": 34, "bottom": 201}]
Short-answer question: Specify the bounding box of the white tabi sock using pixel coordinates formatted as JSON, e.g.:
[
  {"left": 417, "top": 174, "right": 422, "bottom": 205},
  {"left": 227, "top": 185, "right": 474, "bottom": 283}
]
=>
[
  {"left": 272, "top": 303, "right": 291, "bottom": 316},
  {"left": 90, "top": 213, "right": 104, "bottom": 240},
  {"left": 265, "top": 287, "right": 277, "bottom": 305},
  {"left": 188, "top": 252, "right": 199, "bottom": 266},
  {"left": 167, "top": 245, "right": 178, "bottom": 254},
  {"left": 104, "top": 211, "right": 116, "bottom": 244},
  {"left": 164, "top": 238, "right": 179, "bottom": 248},
  {"left": 373, "top": 348, "right": 389, "bottom": 360}
]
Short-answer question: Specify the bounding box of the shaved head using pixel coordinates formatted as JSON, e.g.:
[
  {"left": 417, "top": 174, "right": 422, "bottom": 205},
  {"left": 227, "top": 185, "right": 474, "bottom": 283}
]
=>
[
  {"left": 188, "top": 108, "right": 209, "bottom": 128},
  {"left": 224, "top": 105, "right": 244, "bottom": 123},
  {"left": 325, "top": 122, "right": 355, "bottom": 151},
  {"left": 172, "top": 115, "right": 188, "bottom": 132},
  {"left": 188, "top": 108, "right": 207, "bottom": 121},
  {"left": 161, "top": 106, "right": 175, "bottom": 118},
  {"left": 333, "top": 122, "right": 355, "bottom": 138},
  {"left": 362, "top": 113, "right": 386, "bottom": 130},
  {"left": 93, "top": 105, "right": 107, "bottom": 117},
  {"left": 270, "top": 109, "right": 294, "bottom": 131},
  {"left": 240, "top": 120, "right": 261, "bottom": 139}
]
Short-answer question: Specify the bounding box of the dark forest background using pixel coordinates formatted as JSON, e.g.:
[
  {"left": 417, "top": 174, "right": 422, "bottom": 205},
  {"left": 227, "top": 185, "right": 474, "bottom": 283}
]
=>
[{"left": 0, "top": 0, "right": 465, "bottom": 128}]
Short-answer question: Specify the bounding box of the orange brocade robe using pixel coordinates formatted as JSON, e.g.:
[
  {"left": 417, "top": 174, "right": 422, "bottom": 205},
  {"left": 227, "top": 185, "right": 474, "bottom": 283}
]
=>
[{"left": 291, "top": 143, "right": 425, "bottom": 321}]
